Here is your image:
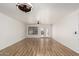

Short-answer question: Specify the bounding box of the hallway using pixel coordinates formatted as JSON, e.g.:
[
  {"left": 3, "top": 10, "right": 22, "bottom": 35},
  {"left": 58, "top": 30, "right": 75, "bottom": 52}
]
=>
[{"left": 0, "top": 3, "right": 79, "bottom": 56}]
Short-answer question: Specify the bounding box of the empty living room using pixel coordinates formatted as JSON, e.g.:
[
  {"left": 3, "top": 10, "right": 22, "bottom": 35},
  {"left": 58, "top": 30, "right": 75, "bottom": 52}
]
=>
[{"left": 0, "top": 3, "right": 79, "bottom": 56}]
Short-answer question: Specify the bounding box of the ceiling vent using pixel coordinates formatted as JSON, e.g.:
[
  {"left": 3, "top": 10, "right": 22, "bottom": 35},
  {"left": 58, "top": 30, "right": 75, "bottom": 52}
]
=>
[{"left": 16, "top": 3, "right": 32, "bottom": 13}]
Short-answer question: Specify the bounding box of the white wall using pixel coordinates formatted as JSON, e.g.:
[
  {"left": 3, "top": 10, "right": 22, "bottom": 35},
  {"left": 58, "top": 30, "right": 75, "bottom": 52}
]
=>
[
  {"left": 26, "top": 24, "right": 52, "bottom": 38},
  {"left": 0, "top": 12, "right": 26, "bottom": 50},
  {"left": 53, "top": 10, "right": 79, "bottom": 53}
]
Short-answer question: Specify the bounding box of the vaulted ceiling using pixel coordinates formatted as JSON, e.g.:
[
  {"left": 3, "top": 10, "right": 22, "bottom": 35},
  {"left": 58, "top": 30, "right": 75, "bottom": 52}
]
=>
[{"left": 0, "top": 3, "right": 79, "bottom": 24}]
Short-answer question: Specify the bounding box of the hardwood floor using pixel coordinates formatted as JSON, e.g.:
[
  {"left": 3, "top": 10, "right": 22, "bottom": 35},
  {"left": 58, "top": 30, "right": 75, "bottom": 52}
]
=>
[{"left": 0, "top": 38, "right": 79, "bottom": 56}]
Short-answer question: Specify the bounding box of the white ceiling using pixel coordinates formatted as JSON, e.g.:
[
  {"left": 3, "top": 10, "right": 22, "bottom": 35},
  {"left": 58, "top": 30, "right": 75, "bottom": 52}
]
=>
[{"left": 0, "top": 3, "right": 79, "bottom": 24}]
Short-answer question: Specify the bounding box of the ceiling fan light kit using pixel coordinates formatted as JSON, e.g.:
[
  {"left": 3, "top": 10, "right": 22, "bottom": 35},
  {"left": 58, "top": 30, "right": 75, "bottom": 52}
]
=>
[{"left": 16, "top": 3, "right": 32, "bottom": 13}]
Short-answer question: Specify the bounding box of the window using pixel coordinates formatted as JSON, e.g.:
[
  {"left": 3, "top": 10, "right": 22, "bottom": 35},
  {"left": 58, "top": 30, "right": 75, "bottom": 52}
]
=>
[{"left": 28, "top": 27, "right": 38, "bottom": 35}]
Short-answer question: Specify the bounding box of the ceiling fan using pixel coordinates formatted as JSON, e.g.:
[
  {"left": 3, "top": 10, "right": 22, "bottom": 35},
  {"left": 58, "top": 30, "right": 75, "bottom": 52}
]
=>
[{"left": 16, "top": 3, "right": 32, "bottom": 13}]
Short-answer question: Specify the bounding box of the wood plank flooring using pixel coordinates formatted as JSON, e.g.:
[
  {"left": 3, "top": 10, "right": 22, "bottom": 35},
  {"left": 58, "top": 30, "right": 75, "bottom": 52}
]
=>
[{"left": 0, "top": 38, "right": 79, "bottom": 56}]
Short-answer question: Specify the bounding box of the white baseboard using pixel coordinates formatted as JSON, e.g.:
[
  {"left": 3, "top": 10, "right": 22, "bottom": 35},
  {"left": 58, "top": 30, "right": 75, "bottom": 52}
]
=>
[{"left": 0, "top": 36, "right": 26, "bottom": 50}]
